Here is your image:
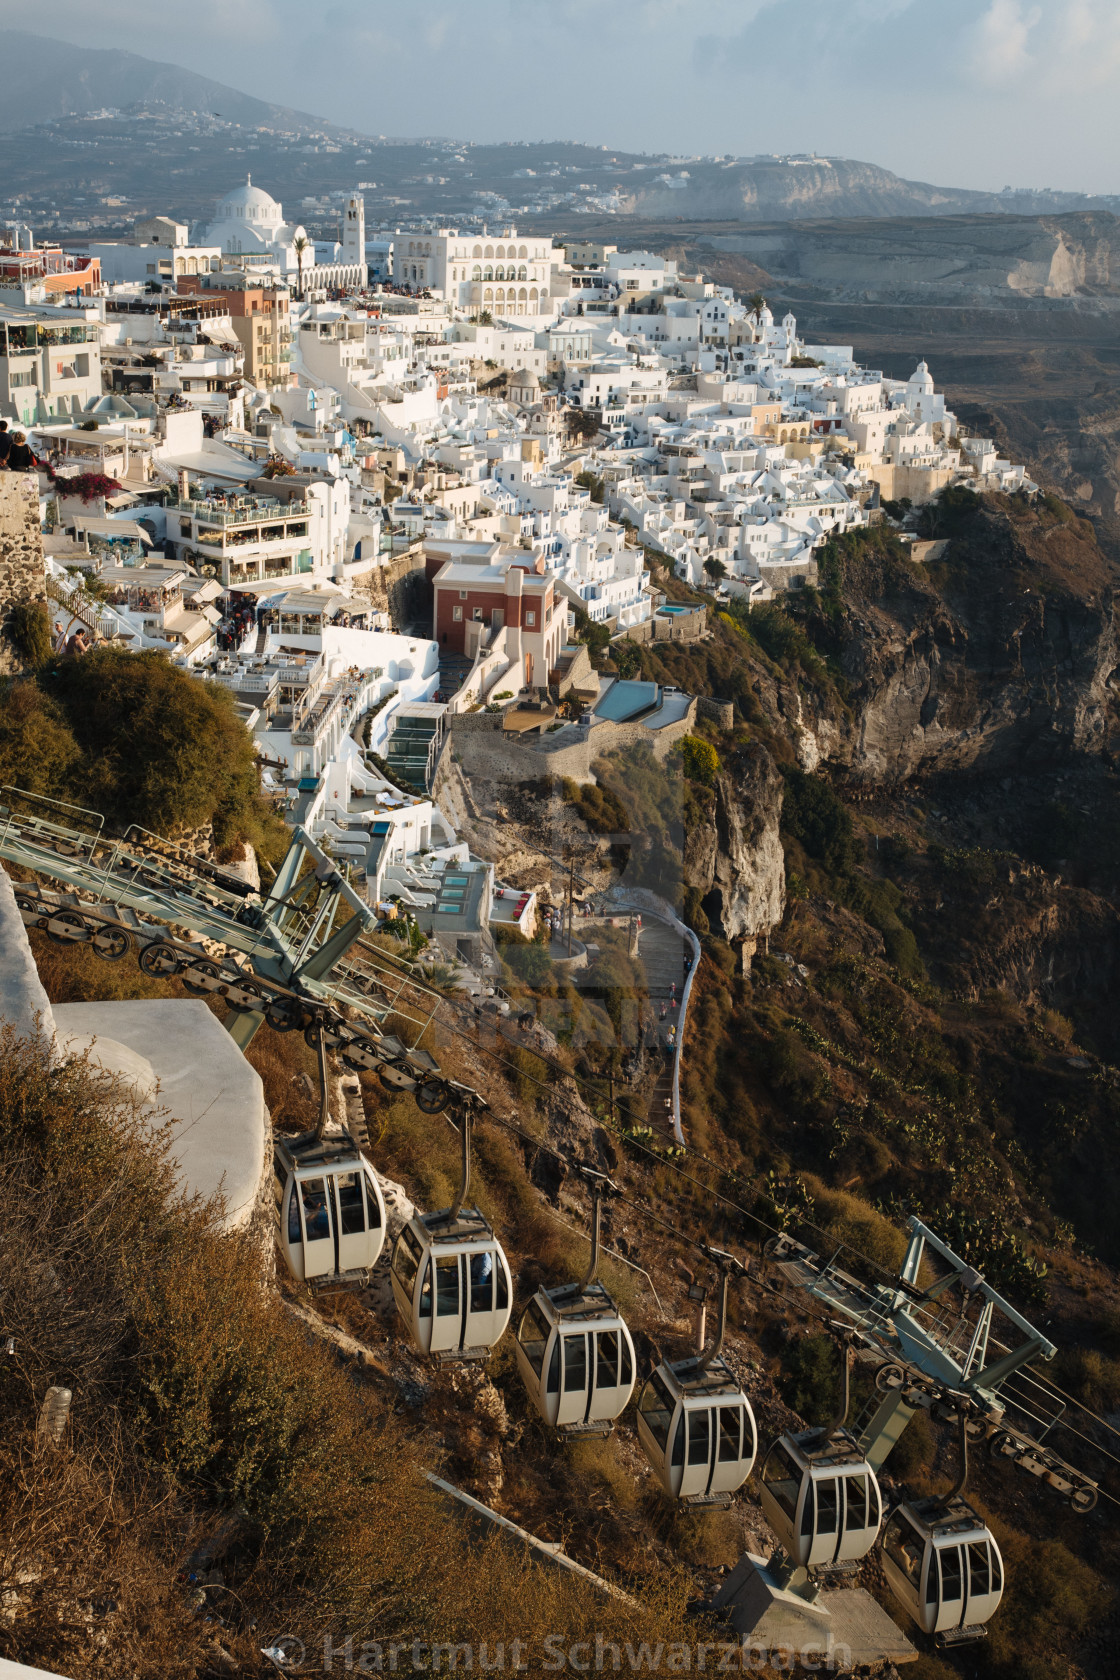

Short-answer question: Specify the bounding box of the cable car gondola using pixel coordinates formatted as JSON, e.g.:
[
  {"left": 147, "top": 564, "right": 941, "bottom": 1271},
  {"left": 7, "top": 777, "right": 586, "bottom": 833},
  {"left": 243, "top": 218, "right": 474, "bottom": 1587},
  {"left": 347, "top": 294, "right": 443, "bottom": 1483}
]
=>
[
  {"left": 275, "top": 1130, "right": 386, "bottom": 1285},
  {"left": 391, "top": 1102, "right": 512, "bottom": 1363},
  {"left": 882, "top": 1498, "right": 1003, "bottom": 1643},
  {"left": 635, "top": 1247, "right": 758, "bottom": 1505},
  {"left": 759, "top": 1432, "right": 883, "bottom": 1568},
  {"left": 274, "top": 1023, "right": 386, "bottom": 1285},
  {"left": 881, "top": 1409, "right": 1004, "bottom": 1645},
  {"left": 758, "top": 1339, "right": 883, "bottom": 1569},
  {"left": 515, "top": 1170, "right": 637, "bottom": 1435}
]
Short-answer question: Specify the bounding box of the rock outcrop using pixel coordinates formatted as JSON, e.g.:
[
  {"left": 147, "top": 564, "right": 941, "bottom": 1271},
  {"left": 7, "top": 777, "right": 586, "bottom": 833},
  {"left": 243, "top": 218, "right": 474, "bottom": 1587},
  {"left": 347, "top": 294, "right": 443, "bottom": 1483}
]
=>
[
  {"left": 799, "top": 504, "right": 1120, "bottom": 784},
  {"left": 684, "top": 745, "right": 786, "bottom": 939}
]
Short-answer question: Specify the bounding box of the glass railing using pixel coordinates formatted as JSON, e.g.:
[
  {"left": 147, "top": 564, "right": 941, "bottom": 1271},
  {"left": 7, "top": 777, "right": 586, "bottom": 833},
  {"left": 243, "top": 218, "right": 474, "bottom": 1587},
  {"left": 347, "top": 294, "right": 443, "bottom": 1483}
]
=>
[{"left": 181, "top": 497, "right": 289, "bottom": 526}]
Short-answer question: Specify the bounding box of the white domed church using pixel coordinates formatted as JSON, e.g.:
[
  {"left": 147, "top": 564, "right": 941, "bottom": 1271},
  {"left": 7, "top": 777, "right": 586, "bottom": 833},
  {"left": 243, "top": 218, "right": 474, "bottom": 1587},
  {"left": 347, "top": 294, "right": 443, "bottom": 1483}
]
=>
[{"left": 201, "top": 177, "right": 366, "bottom": 291}]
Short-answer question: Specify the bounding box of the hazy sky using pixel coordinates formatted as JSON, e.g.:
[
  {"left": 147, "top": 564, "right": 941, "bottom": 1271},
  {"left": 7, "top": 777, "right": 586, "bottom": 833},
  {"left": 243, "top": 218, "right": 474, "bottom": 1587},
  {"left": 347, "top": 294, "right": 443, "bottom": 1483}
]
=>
[{"left": 4, "top": 0, "right": 1118, "bottom": 193}]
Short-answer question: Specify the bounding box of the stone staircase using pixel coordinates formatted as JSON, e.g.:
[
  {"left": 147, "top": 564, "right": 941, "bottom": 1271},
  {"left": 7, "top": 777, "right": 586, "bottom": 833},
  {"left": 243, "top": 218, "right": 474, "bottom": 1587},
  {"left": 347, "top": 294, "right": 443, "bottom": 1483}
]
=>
[
  {"left": 637, "top": 918, "right": 686, "bottom": 1001},
  {"left": 635, "top": 919, "right": 686, "bottom": 1142}
]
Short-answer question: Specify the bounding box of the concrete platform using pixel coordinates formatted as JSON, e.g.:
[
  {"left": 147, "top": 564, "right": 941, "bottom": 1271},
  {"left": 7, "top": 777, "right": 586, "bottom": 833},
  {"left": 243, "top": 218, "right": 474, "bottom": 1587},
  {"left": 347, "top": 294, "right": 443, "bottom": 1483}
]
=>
[
  {"left": 53, "top": 1000, "right": 267, "bottom": 1230},
  {"left": 711, "top": 1553, "right": 918, "bottom": 1669}
]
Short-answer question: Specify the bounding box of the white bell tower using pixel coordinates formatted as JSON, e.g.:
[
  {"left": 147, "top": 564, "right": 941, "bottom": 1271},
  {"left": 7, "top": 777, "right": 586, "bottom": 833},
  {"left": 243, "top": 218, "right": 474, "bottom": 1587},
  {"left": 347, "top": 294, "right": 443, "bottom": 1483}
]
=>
[{"left": 342, "top": 193, "right": 367, "bottom": 286}]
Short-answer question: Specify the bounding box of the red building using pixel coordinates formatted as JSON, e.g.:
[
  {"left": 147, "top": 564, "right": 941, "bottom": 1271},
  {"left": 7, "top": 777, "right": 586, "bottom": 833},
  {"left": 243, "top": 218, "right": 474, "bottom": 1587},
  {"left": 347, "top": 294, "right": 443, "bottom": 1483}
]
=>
[{"left": 428, "top": 545, "right": 565, "bottom": 690}]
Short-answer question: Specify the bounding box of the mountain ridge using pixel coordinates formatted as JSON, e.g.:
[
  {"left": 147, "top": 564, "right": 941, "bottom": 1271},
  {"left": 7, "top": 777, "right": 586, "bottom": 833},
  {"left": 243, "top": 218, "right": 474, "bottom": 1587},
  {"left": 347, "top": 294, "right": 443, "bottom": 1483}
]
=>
[
  {"left": 0, "top": 28, "right": 341, "bottom": 137},
  {"left": 2, "top": 30, "right": 1119, "bottom": 224}
]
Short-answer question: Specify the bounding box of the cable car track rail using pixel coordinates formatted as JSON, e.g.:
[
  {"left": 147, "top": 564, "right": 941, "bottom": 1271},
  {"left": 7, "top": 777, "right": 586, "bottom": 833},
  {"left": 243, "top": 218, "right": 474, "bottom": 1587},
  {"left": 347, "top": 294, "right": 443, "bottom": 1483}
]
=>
[{"left": 0, "top": 790, "right": 460, "bottom": 1115}]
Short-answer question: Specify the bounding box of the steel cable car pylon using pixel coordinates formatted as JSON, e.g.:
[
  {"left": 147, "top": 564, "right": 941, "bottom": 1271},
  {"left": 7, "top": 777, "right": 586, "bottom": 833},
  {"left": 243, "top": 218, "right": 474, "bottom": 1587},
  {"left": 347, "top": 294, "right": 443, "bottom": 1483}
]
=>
[{"left": 2, "top": 789, "right": 457, "bottom": 1114}]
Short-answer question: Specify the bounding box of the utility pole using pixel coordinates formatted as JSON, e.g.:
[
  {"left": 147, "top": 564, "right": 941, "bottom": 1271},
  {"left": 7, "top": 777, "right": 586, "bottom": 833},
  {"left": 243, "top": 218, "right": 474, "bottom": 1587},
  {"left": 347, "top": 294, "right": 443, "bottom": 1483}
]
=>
[{"left": 567, "top": 853, "right": 575, "bottom": 957}]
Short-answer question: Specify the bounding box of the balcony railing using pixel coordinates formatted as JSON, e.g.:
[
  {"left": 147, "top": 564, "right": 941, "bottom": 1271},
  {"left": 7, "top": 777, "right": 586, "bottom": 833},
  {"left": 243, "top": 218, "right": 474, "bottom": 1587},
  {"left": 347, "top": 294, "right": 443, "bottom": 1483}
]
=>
[{"left": 181, "top": 496, "right": 291, "bottom": 527}]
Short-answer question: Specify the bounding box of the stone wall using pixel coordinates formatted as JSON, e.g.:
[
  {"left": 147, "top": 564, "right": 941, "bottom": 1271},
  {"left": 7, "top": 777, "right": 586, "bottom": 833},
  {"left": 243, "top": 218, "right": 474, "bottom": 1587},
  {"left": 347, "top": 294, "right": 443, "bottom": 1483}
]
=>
[
  {"left": 697, "top": 696, "right": 735, "bottom": 729},
  {"left": 0, "top": 473, "right": 47, "bottom": 676},
  {"left": 353, "top": 544, "right": 430, "bottom": 630},
  {"left": 448, "top": 698, "right": 697, "bottom": 786},
  {"left": 618, "top": 605, "right": 708, "bottom": 647}
]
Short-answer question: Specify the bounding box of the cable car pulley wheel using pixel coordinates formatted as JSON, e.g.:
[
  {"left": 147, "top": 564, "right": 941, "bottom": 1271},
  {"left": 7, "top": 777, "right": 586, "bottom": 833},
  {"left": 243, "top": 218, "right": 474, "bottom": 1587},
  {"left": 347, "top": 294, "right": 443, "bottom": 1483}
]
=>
[
  {"left": 138, "top": 940, "right": 182, "bottom": 977},
  {"left": 182, "top": 959, "right": 221, "bottom": 996},
  {"left": 875, "top": 1362, "right": 906, "bottom": 1394},
  {"left": 46, "top": 910, "right": 89, "bottom": 945},
  {"left": 92, "top": 925, "right": 131, "bottom": 962},
  {"left": 415, "top": 1078, "right": 451, "bottom": 1114}
]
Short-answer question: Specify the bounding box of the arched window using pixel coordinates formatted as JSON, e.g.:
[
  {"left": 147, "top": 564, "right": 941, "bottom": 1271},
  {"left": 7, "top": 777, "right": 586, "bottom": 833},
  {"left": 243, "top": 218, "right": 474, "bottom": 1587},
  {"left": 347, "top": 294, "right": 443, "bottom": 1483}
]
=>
[
  {"left": 496, "top": 287, "right": 506, "bottom": 303},
  {"left": 518, "top": 287, "right": 527, "bottom": 301},
  {"left": 473, "top": 244, "right": 482, "bottom": 258},
  {"left": 483, "top": 266, "right": 493, "bottom": 282},
  {"left": 518, "top": 265, "right": 527, "bottom": 281},
  {"left": 187, "top": 256, "right": 198, "bottom": 275},
  {"left": 484, "top": 288, "right": 493, "bottom": 302},
  {"left": 496, "top": 244, "right": 506, "bottom": 259},
  {"left": 472, "top": 266, "right": 482, "bottom": 282},
  {"left": 518, "top": 245, "right": 527, "bottom": 259},
  {"left": 530, "top": 287, "right": 538, "bottom": 301},
  {"left": 175, "top": 257, "right": 185, "bottom": 276},
  {"left": 484, "top": 244, "right": 494, "bottom": 259}
]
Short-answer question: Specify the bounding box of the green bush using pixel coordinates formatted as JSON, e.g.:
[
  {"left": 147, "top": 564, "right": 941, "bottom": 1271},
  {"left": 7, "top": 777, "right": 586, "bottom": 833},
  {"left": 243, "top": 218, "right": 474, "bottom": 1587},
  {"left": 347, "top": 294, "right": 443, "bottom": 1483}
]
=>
[
  {"left": 781, "top": 768, "right": 858, "bottom": 879},
  {"left": 612, "top": 639, "right": 642, "bottom": 679},
  {"left": 779, "top": 1333, "right": 841, "bottom": 1423},
  {"left": 678, "top": 734, "right": 720, "bottom": 787},
  {"left": 0, "top": 678, "right": 80, "bottom": 795},
  {"left": 6, "top": 601, "right": 53, "bottom": 669},
  {"left": 44, "top": 649, "right": 288, "bottom": 858}
]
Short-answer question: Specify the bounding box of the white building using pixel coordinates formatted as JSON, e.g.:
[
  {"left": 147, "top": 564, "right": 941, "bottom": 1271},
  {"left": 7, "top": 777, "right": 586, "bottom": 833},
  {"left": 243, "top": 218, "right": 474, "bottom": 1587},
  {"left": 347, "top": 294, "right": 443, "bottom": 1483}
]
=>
[
  {"left": 201, "top": 179, "right": 365, "bottom": 293},
  {"left": 0, "top": 302, "right": 101, "bottom": 424},
  {"left": 88, "top": 215, "right": 222, "bottom": 286},
  {"left": 392, "top": 227, "right": 561, "bottom": 321}
]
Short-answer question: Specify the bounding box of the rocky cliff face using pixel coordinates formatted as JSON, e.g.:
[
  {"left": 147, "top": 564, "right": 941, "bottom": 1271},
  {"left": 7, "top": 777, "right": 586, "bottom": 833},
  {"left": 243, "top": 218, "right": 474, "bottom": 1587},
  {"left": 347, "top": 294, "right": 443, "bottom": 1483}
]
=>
[
  {"left": 797, "top": 504, "right": 1120, "bottom": 784},
  {"left": 623, "top": 162, "right": 1120, "bottom": 226},
  {"left": 683, "top": 745, "right": 785, "bottom": 940},
  {"left": 688, "top": 212, "right": 1120, "bottom": 304}
]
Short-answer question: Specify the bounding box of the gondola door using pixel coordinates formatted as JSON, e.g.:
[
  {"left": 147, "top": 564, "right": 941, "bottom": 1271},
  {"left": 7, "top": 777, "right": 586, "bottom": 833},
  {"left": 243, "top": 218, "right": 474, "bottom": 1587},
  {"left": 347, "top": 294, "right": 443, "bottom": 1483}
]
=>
[
  {"left": 550, "top": 1331, "right": 589, "bottom": 1428},
  {"left": 463, "top": 1246, "right": 510, "bottom": 1353},
  {"left": 675, "top": 1406, "right": 713, "bottom": 1499},
  {"left": 332, "top": 1167, "right": 381, "bottom": 1274},
  {"left": 675, "top": 1402, "right": 753, "bottom": 1499},
  {"left": 295, "top": 1175, "right": 334, "bottom": 1280},
  {"left": 429, "top": 1252, "right": 464, "bottom": 1354},
  {"left": 588, "top": 1327, "right": 634, "bottom": 1425}
]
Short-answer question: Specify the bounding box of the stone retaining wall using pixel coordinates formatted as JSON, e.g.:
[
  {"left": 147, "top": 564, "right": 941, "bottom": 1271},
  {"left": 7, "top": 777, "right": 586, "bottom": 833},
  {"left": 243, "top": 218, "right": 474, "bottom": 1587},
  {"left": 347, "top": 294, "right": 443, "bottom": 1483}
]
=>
[
  {"left": 0, "top": 474, "right": 48, "bottom": 677},
  {"left": 697, "top": 696, "right": 735, "bottom": 729}
]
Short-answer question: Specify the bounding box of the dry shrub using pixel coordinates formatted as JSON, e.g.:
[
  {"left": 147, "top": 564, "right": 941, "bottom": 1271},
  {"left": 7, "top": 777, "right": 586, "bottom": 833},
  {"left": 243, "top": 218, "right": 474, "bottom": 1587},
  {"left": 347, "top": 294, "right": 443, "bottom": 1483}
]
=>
[
  {"left": 983, "top": 1517, "right": 1109, "bottom": 1680},
  {"left": 566, "top": 1436, "right": 639, "bottom": 1511},
  {"left": 802, "top": 1177, "right": 909, "bottom": 1277}
]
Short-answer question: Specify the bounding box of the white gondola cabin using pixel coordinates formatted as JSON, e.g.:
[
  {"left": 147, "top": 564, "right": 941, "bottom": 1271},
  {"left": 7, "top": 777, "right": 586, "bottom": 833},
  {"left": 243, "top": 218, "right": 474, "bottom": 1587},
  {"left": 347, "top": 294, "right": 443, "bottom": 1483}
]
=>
[
  {"left": 515, "top": 1168, "right": 636, "bottom": 1434},
  {"left": 274, "top": 1131, "right": 386, "bottom": 1285},
  {"left": 758, "top": 1430, "right": 883, "bottom": 1568},
  {"left": 516, "top": 1282, "right": 636, "bottom": 1434},
  {"left": 389, "top": 1106, "right": 512, "bottom": 1362},
  {"left": 881, "top": 1497, "right": 1004, "bottom": 1643},
  {"left": 636, "top": 1354, "right": 758, "bottom": 1505},
  {"left": 391, "top": 1209, "right": 512, "bottom": 1361}
]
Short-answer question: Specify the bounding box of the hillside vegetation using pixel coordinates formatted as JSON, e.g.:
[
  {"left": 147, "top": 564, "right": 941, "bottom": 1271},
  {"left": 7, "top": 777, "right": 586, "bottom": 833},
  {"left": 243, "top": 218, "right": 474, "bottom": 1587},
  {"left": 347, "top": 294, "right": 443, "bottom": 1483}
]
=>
[{"left": 0, "top": 649, "right": 289, "bottom": 862}]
